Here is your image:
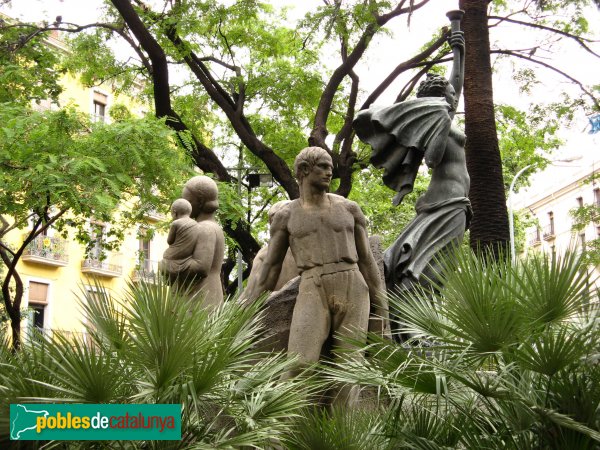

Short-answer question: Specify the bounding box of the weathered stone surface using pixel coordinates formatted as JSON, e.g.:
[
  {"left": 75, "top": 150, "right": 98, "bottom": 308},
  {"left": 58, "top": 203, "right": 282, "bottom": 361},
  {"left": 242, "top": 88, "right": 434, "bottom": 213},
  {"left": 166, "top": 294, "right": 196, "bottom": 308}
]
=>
[
  {"left": 258, "top": 276, "right": 300, "bottom": 354},
  {"left": 369, "top": 234, "right": 385, "bottom": 288},
  {"left": 160, "top": 175, "right": 225, "bottom": 310},
  {"left": 257, "top": 234, "right": 385, "bottom": 354}
]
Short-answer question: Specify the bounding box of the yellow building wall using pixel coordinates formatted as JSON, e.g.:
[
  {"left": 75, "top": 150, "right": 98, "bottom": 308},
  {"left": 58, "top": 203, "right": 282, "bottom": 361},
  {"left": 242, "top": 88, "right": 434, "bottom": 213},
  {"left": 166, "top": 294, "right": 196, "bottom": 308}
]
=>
[
  {"left": 5, "top": 45, "right": 169, "bottom": 339},
  {"left": 8, "top": 215, "right": 169, "bottom": 336}
]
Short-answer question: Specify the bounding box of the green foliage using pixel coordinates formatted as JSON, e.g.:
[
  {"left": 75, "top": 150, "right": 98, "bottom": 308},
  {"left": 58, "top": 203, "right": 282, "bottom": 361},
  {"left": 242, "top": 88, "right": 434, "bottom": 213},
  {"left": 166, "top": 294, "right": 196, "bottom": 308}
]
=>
[
  {"left": 0, "top": 22, "right": 63, "bottom": 105},
  {"left": 0, "top": 279, "right": 318, "bottom": 447},
  {"left": 349, "top": 165, "right": 429, "bottom": 248},
  {"left": 496, "top": 104, "right": 562, "bottom": 192},
  {"left": 0, "top": 100, "right": 192, "bottom": 349},
  {"left": 63, "top": 30, "right": 148, "bottom": 98},
  {"left": 283, "top": 406, "right": 389, "bottom": 450},
  {"left": 0, "top": 102, "right": 190, "bottom": 246},
  {"left": 323, "top": 248, "right": 600, "bottom": 448}
]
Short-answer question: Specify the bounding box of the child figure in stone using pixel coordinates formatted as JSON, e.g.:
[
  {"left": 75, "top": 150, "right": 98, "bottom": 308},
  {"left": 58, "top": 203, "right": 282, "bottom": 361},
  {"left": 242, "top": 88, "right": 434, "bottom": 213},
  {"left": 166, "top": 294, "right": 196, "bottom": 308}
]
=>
[{"left": 161, "top": 198, "right": 201, "bottom": 283}]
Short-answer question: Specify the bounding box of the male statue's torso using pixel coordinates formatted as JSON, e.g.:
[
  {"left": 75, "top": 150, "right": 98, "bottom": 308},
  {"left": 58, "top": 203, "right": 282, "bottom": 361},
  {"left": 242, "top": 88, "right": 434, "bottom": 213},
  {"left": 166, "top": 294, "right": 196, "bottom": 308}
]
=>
[{"left": 286, "top": 194, "right": 359, "bottom": 271}]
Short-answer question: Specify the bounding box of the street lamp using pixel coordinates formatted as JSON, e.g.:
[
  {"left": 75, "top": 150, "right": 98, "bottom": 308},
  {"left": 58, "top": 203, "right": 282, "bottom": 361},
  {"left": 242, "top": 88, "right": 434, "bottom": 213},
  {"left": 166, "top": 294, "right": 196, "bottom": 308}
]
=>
[
  {"left": 508, "top": 156, "right": 581, "bottom": 263},
  {"left": 228, "top": 144, "right": 275, "bottom": 294}
]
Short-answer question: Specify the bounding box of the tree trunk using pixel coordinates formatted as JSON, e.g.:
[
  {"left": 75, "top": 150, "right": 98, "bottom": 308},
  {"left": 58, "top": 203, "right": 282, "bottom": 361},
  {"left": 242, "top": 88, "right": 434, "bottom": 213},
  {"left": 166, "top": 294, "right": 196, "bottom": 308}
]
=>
[
  {"left": 459, "top": 0, "right": 510, "bottom": 256},
  {"left": 11, "top": 319, "right": 21, "bottom": 351}
]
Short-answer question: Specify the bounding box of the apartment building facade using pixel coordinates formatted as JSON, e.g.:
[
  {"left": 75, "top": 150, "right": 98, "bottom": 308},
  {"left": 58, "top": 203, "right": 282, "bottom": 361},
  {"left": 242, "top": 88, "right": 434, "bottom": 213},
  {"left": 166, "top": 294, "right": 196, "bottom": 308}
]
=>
[
  {"left": 514, "top": 130, "right": 600, "bottom": 284},
  {"left": 3, "top": 30, "right": 170, "bottom": 341}
]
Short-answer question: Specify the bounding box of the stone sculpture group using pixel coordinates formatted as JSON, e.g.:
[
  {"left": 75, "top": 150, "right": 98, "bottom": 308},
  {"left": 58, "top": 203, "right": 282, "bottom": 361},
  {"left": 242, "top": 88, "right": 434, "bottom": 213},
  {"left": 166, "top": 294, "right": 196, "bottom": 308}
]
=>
[
  {"left": 160, "top": 11, "right": 470, "bottom": 406},
  {"left": 159, "top": 175, "right": 225, "bottom": 310}
]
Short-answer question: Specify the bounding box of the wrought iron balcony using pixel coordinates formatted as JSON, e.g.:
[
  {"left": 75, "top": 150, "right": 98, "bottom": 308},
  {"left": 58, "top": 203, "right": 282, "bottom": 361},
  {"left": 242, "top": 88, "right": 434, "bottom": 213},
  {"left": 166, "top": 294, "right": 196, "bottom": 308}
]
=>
[
  {"left": 528, "top": 229, "right": 541, "bottom": 246},
  {"left": 81, "top": 257, "right": 122, "bottom": 278},
  {"left": 22, "top": 235, "right": 69, "bottom": 267},
  {"left": 542, "top": 224, "right": 555, "bottom": 241},
  {"left": 132, "top": 259, "right": 159, "bottom": 283}
]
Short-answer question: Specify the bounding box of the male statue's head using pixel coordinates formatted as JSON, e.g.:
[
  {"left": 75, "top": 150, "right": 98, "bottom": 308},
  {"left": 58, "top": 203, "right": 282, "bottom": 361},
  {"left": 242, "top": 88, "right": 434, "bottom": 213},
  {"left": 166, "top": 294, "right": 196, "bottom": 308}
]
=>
[
  {"left": 268, "top": 200, "right": 292, "bottom": 225},
  {"left": 170, "top": 198, "right": 193, "bottom": 220},
  {"left": 294, "top": 147, "right": 333, "bottom": 191},
  {"left": 182, "top": 175, "right": 219, "bottom": 219},
  {"left": 417, "top": 73, "right": 457, "bottom": 112}
]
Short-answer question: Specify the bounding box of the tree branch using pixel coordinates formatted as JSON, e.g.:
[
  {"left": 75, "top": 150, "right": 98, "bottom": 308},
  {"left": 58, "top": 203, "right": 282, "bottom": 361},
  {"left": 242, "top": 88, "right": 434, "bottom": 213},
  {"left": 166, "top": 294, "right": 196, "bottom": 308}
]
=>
[
  {"left": 309, "top": 0, "right": 431, "bottom": 149},
  {"left": 489, "top": 15, "right": 600, "bottom": 58},
  {"left": 108, "top": 0, "right": 232, "bottom": 181},
  {"left": 197, "top": 55, "right": 239, "bottom": 72},
  {"left": 360, "top": 30, "right": 450, "bottom": 109},
  {"left": 164, "top": 23, "right": 300, "bottom": 198},
  {"left": 217, "top": 17, "right": 245, "bottom": 114},
  {"left": 492, "top": 49, "right": 600, "bottom": 110}
]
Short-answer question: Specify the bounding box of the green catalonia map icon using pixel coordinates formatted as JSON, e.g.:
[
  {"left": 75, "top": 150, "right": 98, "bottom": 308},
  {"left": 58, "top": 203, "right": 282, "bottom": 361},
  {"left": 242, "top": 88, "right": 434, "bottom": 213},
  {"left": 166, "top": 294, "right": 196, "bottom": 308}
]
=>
[{"left": 10, "top": 404, "right": 49, "bottom": 440}]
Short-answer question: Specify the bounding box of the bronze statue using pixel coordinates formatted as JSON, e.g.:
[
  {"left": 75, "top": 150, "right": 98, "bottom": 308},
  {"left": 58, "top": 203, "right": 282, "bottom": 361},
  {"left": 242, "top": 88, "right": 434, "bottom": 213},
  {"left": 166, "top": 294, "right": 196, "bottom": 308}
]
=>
[{"left": 353, "top": 15, "right": 471, "bottom": 299}]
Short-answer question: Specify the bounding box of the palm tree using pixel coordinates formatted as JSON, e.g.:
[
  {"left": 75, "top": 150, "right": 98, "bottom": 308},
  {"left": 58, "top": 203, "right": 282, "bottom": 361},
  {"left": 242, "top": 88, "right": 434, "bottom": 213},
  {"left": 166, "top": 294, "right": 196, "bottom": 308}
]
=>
[
  {"left": 0, "top": 279, "right": 319, "bottom": 448},
  {"left": 323, "top": 248, "right": 600, "bottom": 448},
  {"left": 460, "top": 0, "right": 510, "bottom": 255}
]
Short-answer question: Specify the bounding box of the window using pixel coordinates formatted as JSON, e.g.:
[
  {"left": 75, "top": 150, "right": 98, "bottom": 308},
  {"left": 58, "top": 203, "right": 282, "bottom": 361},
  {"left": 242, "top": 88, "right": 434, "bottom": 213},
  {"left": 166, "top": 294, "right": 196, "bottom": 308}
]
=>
[
  {"left": 28, "top": 281, "right": 49, "bottom": 333},
  {"left": 29, "top": 212, "right": 53, "bottom": 236},
  {"left": 577, "top": 196, "right": 584, "bottom": 208},
  {"left": 83, "top": 286, "right": 101, "bottom": 349},
  {"left": 595, "top": 188, "right": 600, "bottom": 207},
  {"left": 138, "top": 236, "right": 151, "bottom": 272},
  {"left": 89, "top": 223, "right": 106, "bottom": 261},
  {"left": 543, "top": 212, "right": 555, "bottom": 240},
  {"left": 92, "top": 92, "right": 107, "bottom": 123},
  {"left": 579, "top": 233, "right": 586, "bottom": 250}
]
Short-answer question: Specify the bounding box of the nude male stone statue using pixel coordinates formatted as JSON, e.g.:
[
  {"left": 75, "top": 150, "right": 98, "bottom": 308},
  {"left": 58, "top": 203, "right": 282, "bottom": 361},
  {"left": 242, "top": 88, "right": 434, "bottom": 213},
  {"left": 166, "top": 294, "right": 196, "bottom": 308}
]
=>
[
  {"left": 160, "top": 175, "right": 225, "bottom": 309},
  {"left": 244, "top": 146, "right": 390, "bottom": 404}
]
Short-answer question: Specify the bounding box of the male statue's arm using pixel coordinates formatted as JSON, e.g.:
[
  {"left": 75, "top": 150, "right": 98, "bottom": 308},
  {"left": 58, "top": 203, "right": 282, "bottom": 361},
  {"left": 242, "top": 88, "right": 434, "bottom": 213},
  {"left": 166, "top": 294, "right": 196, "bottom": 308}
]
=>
[
  {"left": 351, "top": 203, "right": 391, "bottom": 337},
  {"left": 242, "top": 211, "right": 290, "bottom": 303}
]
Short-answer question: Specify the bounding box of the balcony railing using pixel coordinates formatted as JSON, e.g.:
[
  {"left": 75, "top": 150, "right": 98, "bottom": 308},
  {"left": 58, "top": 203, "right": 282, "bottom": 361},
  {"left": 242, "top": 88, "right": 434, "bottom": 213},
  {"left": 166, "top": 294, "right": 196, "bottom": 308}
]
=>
[
  {"left": 542, "top": 224, "right": 555, "bottom": 241},
  {"left": 528, "top": 230, "right": 541, "bottom": 246},
  {"left": 81, "top": 258, "right": 122, "bottom": 278},
  {"left": 132, "top": 259, "right": 159, "bottom": 283},
  {"left": 22, "top": 235, "right": 69, "bottom": 267},
  {"left": 143, "top": 207, "right": 164, "bottom": 221}
]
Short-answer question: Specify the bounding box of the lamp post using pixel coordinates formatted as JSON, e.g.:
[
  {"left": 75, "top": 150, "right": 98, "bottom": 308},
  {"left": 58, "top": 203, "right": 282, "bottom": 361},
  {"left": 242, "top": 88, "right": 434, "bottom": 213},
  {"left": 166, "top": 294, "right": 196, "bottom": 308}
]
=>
[
  {"left": 230, "top": 149, "right": 274, "bottom": 293},
  {"left": 509, "top": 156, "right": 581, "bottom": 263},
  {"left": 509, "top": 164, "right": 535, "bottom": 264}
]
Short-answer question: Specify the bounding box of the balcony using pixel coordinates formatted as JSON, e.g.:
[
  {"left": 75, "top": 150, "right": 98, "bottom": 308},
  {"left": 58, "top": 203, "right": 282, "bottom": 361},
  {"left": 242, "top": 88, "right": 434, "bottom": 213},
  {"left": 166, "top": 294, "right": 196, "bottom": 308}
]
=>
[
  {"left": 528, "top": 230, "right": 541, "bottom": 246},
  {"left": 22, "top": 235, "right": 69, "bottom": 267},
  {"left": 81, "top": 258, "right": 122, "bottom": 278},
  {"left": 143, "top": 208, "right": 164, "bottom": 222},
  {"left": 131, "top": 259, "right": 159, "bottom": 283},
  {"left": 542, "top": 225, "right": 555, "bottom": 241}
]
